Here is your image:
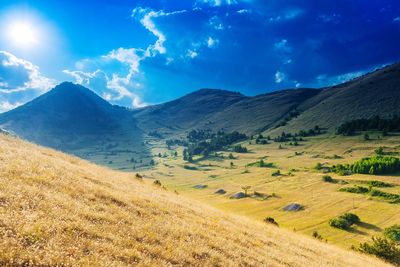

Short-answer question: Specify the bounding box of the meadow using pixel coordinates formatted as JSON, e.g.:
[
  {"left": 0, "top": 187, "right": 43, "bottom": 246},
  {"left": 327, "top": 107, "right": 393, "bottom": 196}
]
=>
[
  {"left": 0, "top": 133, "right": 393, "bottom": 266},
  {"left": 143, "top": 131, "right": 400, "bottom": 250}
]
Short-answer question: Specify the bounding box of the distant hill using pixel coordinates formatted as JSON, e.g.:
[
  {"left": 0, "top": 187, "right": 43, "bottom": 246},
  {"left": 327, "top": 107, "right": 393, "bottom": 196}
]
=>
[
  {"left": 133, "top": 88, "right": 245, "bottom": 134},
  {"left": 271, "top": 63, "right": 400, "bottom": 134},
  {"left": 1, "top": 63, "right": 400, "bottom": 165},
  {"left": 0, "top": 133, "right": 388, "bottom": 266}
]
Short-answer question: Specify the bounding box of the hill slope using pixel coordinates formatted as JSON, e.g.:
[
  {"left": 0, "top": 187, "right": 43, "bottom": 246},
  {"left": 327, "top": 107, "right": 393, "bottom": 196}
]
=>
[
  {"left": 0, "top": 133, "right": 389, "bottom": 266},
  {"left": 273, "top": 63, "right": 400, "bottom": 133}
]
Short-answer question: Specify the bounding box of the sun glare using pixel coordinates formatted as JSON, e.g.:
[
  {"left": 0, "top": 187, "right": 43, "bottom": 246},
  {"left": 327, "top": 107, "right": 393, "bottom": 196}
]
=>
[{"left": 7, "top": 21, "right": 39, "bottom": 47}]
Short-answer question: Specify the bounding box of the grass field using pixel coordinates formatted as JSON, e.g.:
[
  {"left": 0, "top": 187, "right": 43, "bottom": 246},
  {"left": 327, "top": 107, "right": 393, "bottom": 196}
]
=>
[
  {"left": 143, "top": 131, "right": 400, "bottom": 250},
  {"left": 0, "top": 133, "right": 391, "bottom": 266}
]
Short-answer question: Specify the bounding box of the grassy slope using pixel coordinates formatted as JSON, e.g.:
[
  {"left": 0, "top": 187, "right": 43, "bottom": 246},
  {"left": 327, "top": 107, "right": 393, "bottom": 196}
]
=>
[
  {"left": 0, "top": 134, "right": 389, "bottom": 267},
  {"left": 144, "top": 132, "right": 400, "bottom": 251},
  {"left": 278, "top": 63, "right": 400, "bottom": 132}
]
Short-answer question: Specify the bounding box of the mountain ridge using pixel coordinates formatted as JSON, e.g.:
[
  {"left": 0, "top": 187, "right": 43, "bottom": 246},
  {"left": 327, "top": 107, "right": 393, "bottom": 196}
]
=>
[{"left": 0, "top": 63, "right": 399, "bottom": 167}]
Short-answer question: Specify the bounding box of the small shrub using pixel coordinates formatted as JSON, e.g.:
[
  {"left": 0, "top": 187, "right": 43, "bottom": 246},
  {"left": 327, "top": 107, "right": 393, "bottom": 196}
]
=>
[
  {"left": 384, "top": 225, "right": 400, "bottom": 242},
  {"left": 339, "top": 185, "right": 369, "bottom": 194},
  {"left": 312, "top": 231, "right": 323, "bottom": 241},
  {"left": 339, "top": 213, "right": 360, "bottom": 225},
  {"left": 153, "top": 180, "right": 162, "bottom": 186},
  {"left": 135, "top": 173, "right": 143, "bottom": 180},
  {"left": 315, "top": 162, "right": 322, "bottom": 170},
  {"left": 329, "top": 217, "right": 350, "bottom": 230},
  {"left": 322, "top": 175, "right": 336, "bottom": 183},
  {"left": 264, "top": 217, "right": 279, "bottom": 227},
  {"left": 329, "top": 213, "right": 360, "bottom": 230},
  {"left": 359, "top": 237, "right": 400, "bottom": 265},
  {"left": 233, "top": 145, "right": 248, "bottom": 153},
  {"left": 364, "top": 180, "right": 392, "bottom": 188},
  {"left": 183, "top": 165, "right": 198, "bottom": 170},
  {"left": 271, "top": 170, "right": 281, "bottom": 176},
  {"left": 375, "top": 147, "right": 384, "bottom": 155}
]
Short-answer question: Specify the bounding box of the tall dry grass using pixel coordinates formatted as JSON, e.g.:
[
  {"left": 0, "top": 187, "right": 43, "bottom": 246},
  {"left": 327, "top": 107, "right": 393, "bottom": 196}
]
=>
[{"left": 0, "top": 134, "right": 391, "bottom": 266}]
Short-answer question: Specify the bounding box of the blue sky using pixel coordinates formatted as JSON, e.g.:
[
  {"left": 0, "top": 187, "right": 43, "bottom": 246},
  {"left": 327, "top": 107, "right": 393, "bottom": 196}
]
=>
[{"left": 0, "top": 0, "right": 399, "bottom": 111}]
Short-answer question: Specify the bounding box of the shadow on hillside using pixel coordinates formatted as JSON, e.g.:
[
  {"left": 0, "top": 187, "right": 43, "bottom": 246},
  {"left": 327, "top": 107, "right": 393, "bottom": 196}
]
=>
[
  {"left": 356, "top": 222, "right": 381, "bottom": 232},
  {"left": 347, "top": 227, "right": 367, "bottom": 235}
]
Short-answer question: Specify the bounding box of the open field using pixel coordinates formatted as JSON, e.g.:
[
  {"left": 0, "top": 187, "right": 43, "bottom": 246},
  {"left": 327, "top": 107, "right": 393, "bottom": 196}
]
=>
[
  {"left": 143, "top": 131, "right": 400, "bottom": 250},
  {"left": 0, "top": 133, "right": 392, "bottom": 266}
]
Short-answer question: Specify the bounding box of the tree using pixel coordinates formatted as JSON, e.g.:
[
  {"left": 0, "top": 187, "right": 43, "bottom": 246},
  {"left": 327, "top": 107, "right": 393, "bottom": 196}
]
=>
[
  {"left": 364, "top": 133, "right": 370, "bottom": 141},
  {"left": 359, "top": 237, "right": 400, "bottom": 265},
  {"left": 183, "top": 149, "right": 188, "bottom": 161},
  {"left": 375, "top": 147, "right": 384, "bottom": 155},
  {"left": 230, "top": 161, "right": 234, "bottom": 168},
  {"left": 241, "top": 185, "right": 251, "bottom": 195}
]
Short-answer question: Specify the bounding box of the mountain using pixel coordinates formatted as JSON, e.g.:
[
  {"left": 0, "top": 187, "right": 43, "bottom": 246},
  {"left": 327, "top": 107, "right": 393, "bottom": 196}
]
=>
[
  {"left": 0, "top": 133, "right": 388, "bottom": 266},
  {"left": 133, "top": 89, "right": 246, "bottom": 134},
  {"left": 272, "top": 63, "right": 400, "bottom": 133},
  {"left": 1, "top": 63, "right": 400, "bottom": 168},
  {"left": 0, "top": 82, "right": 147, "bottom": 151},
  {"left": 0, "top": 82, "right": 121, "bottom": 148}
]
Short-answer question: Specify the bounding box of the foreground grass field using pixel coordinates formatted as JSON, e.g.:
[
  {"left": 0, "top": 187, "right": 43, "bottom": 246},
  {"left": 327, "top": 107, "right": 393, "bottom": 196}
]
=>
[
  {"left": 0, "top": 133, "right": 391, "bottom": 266},
  {"left": 144, "top": 132, "right": 400, "bottom": 250}
]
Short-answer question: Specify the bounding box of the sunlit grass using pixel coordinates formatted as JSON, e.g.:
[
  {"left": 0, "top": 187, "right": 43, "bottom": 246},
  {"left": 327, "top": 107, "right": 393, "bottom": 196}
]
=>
[{"left": 0, "top": 133, "right": 390, "bottom": 266}]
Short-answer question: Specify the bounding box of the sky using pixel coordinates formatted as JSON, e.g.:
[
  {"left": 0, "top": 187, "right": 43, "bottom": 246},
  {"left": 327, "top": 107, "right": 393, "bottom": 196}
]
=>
[{"left": 0, "top": 0, "right": 400, "bottom": 112}]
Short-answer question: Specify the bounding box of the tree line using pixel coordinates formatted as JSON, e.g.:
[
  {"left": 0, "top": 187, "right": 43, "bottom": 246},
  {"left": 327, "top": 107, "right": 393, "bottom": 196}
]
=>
[{"left": 337, "top": 115, "right": 400, "bottom": 136}]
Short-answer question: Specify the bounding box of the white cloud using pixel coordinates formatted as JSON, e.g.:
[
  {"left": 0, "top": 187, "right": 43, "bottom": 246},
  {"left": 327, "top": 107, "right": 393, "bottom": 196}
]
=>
[
  {"left": 275, "top": 71, "right": 285, "bottom": 83},
  {"left": 0, "top": 51, "right": 56, "bottom": 112},
  {"left": 199, "top": 0, "right": 238, "bottom": 7},
  {"left": 64, "top": 7, "right": 188, "bottom": 109},
  {"left": 269, "top": 8, "right": 304, "bottom": 23},
  {"left": 237, "top": 9, "right": 250, "bottom": 14},
  {"left": 209, "top": 16, "right": 225, "bottom": 30},
  {"left": 316, "top": 70, "right": 366, "bottom": 86},
  {"left": 132, "top": 7, "right": 186, "bottom": 57},
  {"left": 0, "top": 50, "right": 55, "bottom": 94},
  {"left": 274, "top": 39, "right": 291, "bottom": 53},
  {"left": 62, "top": 69, "right": 102, "bottom": 85},
  {"left": 0, "top": 100, "right": 22, "bottom": 113},
  {"left": 187, "top": 49, "right": 198, "bottom": 59},
  {"left": 207, "top": 37, "right": 219, "bottom": 48}
]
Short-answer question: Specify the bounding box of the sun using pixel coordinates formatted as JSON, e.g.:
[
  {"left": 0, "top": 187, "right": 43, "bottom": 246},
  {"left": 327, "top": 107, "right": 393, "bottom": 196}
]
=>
[{"left": 7, "top": 21, "right": 39, "bottom": 48}]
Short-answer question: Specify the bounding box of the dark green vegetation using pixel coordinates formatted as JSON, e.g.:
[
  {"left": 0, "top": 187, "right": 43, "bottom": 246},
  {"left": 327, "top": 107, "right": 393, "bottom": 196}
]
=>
[
  {"left": 384, "top": 225, "right": 400, "bottom": 242},
  {"left": 273, "top": 126, "right": 323, "bottom": 143},
  {"left": 358, "top": 180, "right": 393, "bottom": 188},
  {"left": 329, "top": 213, "right": 360, "bottom": 230},
  {"left": 183, "top": 130, "right": 247, "bottom": 159},
  {"left": 333, "top": 156, "right": 400, "bottom": 175},
  {"left": 359, "top": 237, "right": 400, "bottom": 265},
  {"left": 339, "top": 186, "right": 400, "bottom": 203},
  {"left": 357, "top": 225, "right": 400, "bottom": 264},
  {"left": 322, "top": 175, "right": 336, "bottom": 183},
  {"left": 337, "top": 115, "right": 400, "bottom": 136},
  {"left": 247, "top": 160, "right": 274, "bottom": 168}
]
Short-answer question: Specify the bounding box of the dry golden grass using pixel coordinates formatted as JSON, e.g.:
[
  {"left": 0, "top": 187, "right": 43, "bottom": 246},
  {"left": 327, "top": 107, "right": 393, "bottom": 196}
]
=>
[{"left": 0, "top": 134, "right": 391, "bottom": 266}]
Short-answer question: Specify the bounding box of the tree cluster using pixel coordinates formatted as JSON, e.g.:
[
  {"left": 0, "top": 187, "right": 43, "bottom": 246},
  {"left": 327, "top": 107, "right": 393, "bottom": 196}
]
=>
[
  {"left": 337, "top": 115, "right": 400, "bottom": 136},
  {"left": 333, "top": 156, "right": 400, "bottom": 175},
  {"left": 183, "top": 130, "right": 247, "bottom": 160}
]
